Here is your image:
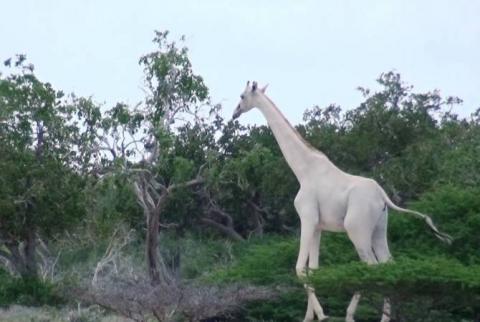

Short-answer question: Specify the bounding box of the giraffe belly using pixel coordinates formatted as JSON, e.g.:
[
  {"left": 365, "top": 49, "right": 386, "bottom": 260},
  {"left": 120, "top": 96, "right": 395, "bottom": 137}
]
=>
[
  {"left": 318, "top": 214, "right": 346, "bottom": 232},
  {"left": 317, "top": 198, "right": 348, "bottom": 232}
]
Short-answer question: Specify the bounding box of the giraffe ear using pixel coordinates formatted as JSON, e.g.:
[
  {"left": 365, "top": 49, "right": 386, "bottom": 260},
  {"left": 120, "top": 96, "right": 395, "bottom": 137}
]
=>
[
  {"left": 260, "top": 84, "right": 269, "bottom": 93},
  {"left": 252, "top": 81, "right": 258, "bottom": 92}
]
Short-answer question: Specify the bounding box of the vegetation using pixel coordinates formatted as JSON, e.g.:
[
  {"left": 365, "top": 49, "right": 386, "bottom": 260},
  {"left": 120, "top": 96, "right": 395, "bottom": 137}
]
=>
[
  {"left": 0, "top": 268, "right": 60, "bottom": 307},
  {"left": 1, "top": 30, "right": 479, "bottom": 321}
]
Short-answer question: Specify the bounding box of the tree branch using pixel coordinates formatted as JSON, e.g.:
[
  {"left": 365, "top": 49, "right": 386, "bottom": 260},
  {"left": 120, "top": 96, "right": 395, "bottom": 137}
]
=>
[
  {"left": 167, "top": 164, "right": 206, "bottom": 193},
  {"left": 0, "top": 248, "right": 12, "bottom": 261},
  {"left": 133, "top": 181, "right": 155, "bottom": 213},
  {"left": 210, "top": 207, "right": 234, "bottom": 228},
  {"left": 200, "top": 218, "right": 244, "bottom": 242}
]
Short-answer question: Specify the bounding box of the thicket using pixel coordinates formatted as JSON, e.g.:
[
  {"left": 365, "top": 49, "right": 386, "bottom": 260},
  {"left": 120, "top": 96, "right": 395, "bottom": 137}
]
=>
[{"left": 0, "top": 268, "right": 60, "bottom": 307}]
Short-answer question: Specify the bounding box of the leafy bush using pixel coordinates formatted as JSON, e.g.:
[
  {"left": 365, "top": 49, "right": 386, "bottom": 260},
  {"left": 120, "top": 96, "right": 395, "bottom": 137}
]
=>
[
  {"left": 309, "top": 257, "right": 480, "bottom": 321},
  {"left": 209, "top": 235, "right": 357, "bottom": 320},
  {"left": 210, "top": 236, "right": 298, "bottom": 285},
  {"left": 389, "top": 184, "right": 480, "bottom": 263},
  {"left": 212, "top": 220, "right": 480, "bottom": 321},
  {"left": 239, "top": 290, "right": 307, "bottom": 322},
  {"left": 0, "top": 268, "right": 62, "bottom": 307},
  {"left": 158, "top": 232, "right": 236, "bottom": 279}
]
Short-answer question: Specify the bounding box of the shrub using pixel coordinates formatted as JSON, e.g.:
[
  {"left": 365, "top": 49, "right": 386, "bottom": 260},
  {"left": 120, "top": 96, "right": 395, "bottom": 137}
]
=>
[
  {"left": 389, "top": 184, "right": 480, "bottom": 263},
  {"left": 309, "top": 257, "right": 480, "bottom": 321},
  {"left": 0, "top": 268, "right": 62, "bottom": 307}
]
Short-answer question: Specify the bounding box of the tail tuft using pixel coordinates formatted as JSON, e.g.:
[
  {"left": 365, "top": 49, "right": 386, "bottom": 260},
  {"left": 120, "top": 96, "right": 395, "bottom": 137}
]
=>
[
  {"left": 425, "top": 217, "right": 453, "bottom": 244},
  {"left": 434, "top": 231, "right": 453, "bottom": 245}
]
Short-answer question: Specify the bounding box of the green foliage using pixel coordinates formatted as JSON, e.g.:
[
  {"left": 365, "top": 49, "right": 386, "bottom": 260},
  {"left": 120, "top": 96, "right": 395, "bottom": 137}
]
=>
[
  {"left": 310, "top": 257, "right": 480, "bottom": 295},
  {"left": 139, "top": 30, "right": 209, "bottom": 129},
  {"left": 0, "top": 268, "right": 61, "bottom": 307},
  {"left": 241, "top": 290, "right": 307, "bottom": 322},
  {"left": 0, "top": 56, "right": 89, "bottom": 277},
  {"left": 435, "top": 122, "right": 480, "bottom": 187},
  {"left": 211, "top": 234, "right": 357, "bottom": 286},
  {"left": 157, "top": 232, "right": 235, "bottom": 279},
  {"left": 212, "top": 231, "right": 480, "bottom": 320},
  {"left": 309, "top": 257, "right": 480, "bottom": 321},
  {"left": 85, "top": 175, "right": 143, "bottom": 237},
  {"left": 389, "top": 184, "right": 480, "bottom": 263},
  {"left": 212, "top": 236, "right": 298, "bottom": 285}
]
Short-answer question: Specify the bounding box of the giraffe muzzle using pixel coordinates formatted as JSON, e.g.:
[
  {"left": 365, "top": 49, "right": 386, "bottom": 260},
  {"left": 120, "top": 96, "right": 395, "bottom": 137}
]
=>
[{"left": 232, "top": 106, "right": 241, "bottom": 120}]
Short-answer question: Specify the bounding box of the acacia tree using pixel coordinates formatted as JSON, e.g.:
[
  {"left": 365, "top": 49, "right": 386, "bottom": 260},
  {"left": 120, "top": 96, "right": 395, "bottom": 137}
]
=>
[
  {"left": 0, "top": 56, "right": 87, "bottom": 277},
  {"left": 135, "top": 31, "right": 211, "bottom": 284},
  {"left": 84, "top": 31, "right": 211, "bottom": 285}
]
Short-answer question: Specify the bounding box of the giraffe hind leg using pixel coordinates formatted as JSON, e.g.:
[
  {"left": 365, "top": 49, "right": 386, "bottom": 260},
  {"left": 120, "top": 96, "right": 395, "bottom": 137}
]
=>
[
  {"left": 344, "top": 202, "right": 379, "bottom": 322},
  {"left": 372, "top": 211, "right": 393, "bottom": 322}
]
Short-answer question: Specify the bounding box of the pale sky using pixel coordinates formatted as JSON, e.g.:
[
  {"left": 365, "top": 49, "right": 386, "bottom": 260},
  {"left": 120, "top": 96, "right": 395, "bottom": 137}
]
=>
[{"left": 1, "top": 0, "right": 479, "bottom": 125}]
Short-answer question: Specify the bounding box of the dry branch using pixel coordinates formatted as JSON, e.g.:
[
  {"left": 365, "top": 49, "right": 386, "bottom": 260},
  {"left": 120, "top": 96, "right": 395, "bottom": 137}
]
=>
[{"left": 75, "top": 277, "right": 275, "bottom": 322}]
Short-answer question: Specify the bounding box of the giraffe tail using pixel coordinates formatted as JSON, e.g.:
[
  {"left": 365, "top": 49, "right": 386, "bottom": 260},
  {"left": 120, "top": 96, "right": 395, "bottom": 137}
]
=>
[{"left": 378, "top": 186, "right": 452, "bottom": 244}]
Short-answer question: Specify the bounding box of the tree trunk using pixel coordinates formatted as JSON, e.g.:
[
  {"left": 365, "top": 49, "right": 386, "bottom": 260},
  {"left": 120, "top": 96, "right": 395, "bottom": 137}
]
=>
[
  {"left": 134, "top": 177, "right": 166, "bottom": 286},
  {"left": 249, "top": 193, "right": 265, "bottom": 238},
  {"left": 5, "top": 242, "right": 26, "bottom": 276},
  {"left": 146, "top": 207, "right": 161, "bottom": 285},
  {"left": 23, "top": 225, "right": 38, "bottom": 278},
  {"left": 3, "top": 237, "right": 37, "bottom": 278},
  {"left": 145, "top": 192, "right": 169, "bottom": 286},
  {"left": 21, "top": 176, "right": 38, "bottom": 278},
  {"left": 15, "top": 122, "right": 44, "bottom": 279},
  {"left": 134, "top": 172, "right": 203, "bottom": 286}
]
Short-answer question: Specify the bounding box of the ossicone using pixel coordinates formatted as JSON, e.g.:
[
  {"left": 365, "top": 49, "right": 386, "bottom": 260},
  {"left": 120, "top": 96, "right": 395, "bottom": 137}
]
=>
[{"left": 245, "top": 81, "right": 268, "bottom": 94}]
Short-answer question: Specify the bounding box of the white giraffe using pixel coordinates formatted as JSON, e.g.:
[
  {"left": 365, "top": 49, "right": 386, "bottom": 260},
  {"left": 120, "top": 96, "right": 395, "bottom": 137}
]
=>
[{"left": 232, "top": 81, "right": 451, "bottom": 322}]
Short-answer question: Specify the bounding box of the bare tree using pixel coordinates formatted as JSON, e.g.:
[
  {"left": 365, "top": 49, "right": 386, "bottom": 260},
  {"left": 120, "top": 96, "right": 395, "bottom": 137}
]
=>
[
  {"left": 133, "top": 167, "right": 204, "bottom": 284},
  {"left": 92, "top": 228, "right": 135, "bottom": 286}
]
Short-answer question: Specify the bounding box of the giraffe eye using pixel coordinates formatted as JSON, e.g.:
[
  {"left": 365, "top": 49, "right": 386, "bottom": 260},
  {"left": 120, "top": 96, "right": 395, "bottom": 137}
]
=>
[{"left": 240, "top": 95, "right": 245, "bottom": 100}]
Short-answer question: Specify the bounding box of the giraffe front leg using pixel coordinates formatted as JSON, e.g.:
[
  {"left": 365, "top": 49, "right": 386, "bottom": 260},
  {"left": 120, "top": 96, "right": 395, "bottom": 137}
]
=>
[
  {"left": 304, "top": 229, "right": 328, "bottom": 321},
  {"left": 306, "top": 285, "right": 328, "bottom": 321},
  {"left": 295, "top": 218, "right": 315, "bottom": 277},
  {"left": 346, "top": 292, "right": 361, "bottom": 322},
  {"left": 296, "top": 216, "right": 317, "bottom": 321},
  {"left": 303, "top": 290, "right": 315, "bottom": 322},
  {"left": 296, "top": 219, "right": 318, "bottom": 322},
  {"left": 307, "top": 230, "right": 328, "bottom": 321},
  {"left": 294, "top": 191, "right": 327, "bottom": 321},
  {"left": 294, "top": 190, "right": 318, "bottom": 277}
]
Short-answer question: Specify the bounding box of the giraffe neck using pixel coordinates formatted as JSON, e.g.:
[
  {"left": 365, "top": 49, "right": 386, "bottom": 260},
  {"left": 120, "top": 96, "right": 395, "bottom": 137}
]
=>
[{"left": 256, "top": 95, "right": 317, "bottom": 180}]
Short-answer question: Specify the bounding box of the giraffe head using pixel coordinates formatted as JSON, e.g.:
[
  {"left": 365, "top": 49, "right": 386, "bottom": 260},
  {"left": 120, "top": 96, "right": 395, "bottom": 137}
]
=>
[{"left": 232, "top": 81, "right": 268, "bottom": 120}]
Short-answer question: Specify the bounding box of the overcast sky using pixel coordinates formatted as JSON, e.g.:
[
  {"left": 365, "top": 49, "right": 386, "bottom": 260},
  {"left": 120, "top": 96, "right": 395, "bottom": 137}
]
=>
[{"left": 1, "top": 0, "right": 479, "bottom": 125}]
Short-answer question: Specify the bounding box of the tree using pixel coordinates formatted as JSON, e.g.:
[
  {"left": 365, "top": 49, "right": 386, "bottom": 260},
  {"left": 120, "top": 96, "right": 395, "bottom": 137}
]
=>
[
  {"left": 83, "top": 31, "right": 211, "bottom": 285},
  {"left": 133, "top": 31, "right": 211, "bottom": 285},
  {"left": 0, "top": 56, "right": 86, "bottom": 277}
]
